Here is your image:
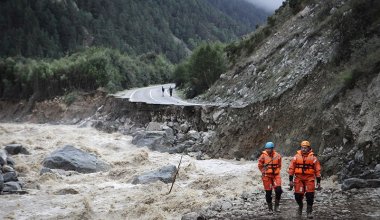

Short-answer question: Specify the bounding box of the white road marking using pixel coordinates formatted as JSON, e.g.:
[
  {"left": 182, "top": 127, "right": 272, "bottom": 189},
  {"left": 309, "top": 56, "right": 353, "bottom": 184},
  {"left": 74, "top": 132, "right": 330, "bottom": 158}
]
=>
[
  {"left": 115, "top": 84, "right": 203, "bottom": 106},
  {"left": 129, "top": 89, "right": 138, "bottom": 102},
  {"left": 149, "top": 89, "right": 161, "bottom": 103}
]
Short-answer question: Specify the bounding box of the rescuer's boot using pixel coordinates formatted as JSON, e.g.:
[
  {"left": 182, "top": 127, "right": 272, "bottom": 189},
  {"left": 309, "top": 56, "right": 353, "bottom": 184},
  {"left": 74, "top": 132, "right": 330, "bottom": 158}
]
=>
[
  {"left": 274, "top": 199, "right": 280, "bottom": 212},
  {"left": 297, "top": 204, "right": 303, "bottom": 217},
  {"left": 267, "top": 202, "right": 273, "bottom": 212},
  {"left": 307, "top": 205, "right": 313, "bottom": 219}
]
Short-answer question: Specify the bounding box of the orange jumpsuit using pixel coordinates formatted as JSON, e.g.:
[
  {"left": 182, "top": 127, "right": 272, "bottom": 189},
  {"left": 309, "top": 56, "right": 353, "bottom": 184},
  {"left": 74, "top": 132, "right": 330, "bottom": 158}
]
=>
[
  {"left": 288, "top": 150, "right": 321, "bottom": 193},
  {"left": 258, "top": 150, "right": 282, "bottom": 190}
]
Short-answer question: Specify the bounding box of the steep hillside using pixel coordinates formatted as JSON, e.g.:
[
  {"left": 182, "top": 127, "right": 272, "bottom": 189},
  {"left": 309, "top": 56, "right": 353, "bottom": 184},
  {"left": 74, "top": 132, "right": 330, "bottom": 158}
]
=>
[
  {"left": 0, "top": 0, "right": 269, "bottom": 62},
  {"left": 201, "top": 0, "right": 380, "bottom": 181},
  {"left": 206, "top": 0, "right": 268, "bottom": 31}
]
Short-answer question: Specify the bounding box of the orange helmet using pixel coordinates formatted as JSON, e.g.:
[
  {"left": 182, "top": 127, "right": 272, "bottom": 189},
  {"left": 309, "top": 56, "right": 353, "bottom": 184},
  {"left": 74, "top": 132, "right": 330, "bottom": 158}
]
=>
[{"left": 300, "top": 140, "right": 311, "bottom": 147}]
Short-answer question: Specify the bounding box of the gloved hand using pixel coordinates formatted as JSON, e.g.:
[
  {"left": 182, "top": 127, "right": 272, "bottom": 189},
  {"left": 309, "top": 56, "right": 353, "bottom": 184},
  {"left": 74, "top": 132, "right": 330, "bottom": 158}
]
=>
[
  {"left": 288, "top": 175, "right": 294, "bottom": 190},
  {"left": 316, "top": 177, "right": 322, "bottom": 190},
  {"left": 289, "top": 181, "right": 294, "bottom": 190},
  {"left": 316, "top": 183, "right": 322, "bottom": 191}
]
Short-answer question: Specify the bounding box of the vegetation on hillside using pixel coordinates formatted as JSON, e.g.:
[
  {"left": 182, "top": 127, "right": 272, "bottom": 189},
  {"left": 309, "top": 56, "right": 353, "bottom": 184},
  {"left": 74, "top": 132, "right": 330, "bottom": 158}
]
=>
[
  {"left": 0, "top": 0, "right": 269, "bottom": 102},
  {"left": 206, "top": 0, "right": 267, "bottom": 31},
  {"left": 332, "top": 0, "right": 380, "bottom": 88},
  {"left": 173, "top": 43, "right": 227, "bottom": 98},
  {"left": 0, "top": 0, "right": 268, "bottom": 63},
  {"left": 0, "top": 48, "right": 173, "bottom": 101},
  {"left": 224, "top": 2, "right": 286, "bottom": 64}
]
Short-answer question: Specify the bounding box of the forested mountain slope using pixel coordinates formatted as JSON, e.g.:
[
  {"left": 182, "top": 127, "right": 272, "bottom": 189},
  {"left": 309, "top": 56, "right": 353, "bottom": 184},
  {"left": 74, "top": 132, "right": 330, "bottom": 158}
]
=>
[
  {"left": 0, "top": 0, "right": 268, "bottom": 62},
  {"left": 206, "top": 0, "right": 268, "bottom": 31}
]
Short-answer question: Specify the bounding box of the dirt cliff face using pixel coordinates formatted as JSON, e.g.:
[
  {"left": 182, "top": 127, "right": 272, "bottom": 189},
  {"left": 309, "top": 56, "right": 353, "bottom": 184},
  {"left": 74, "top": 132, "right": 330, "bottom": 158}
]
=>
[
  {"left": 206, "top": 63, "right": 379, "bottom": 179},
  {"left": 0, "top": 90, "right": 107, "bottom": 124},
  {"left": 92, "top": 96, "right": 216, "bottom": 133}
]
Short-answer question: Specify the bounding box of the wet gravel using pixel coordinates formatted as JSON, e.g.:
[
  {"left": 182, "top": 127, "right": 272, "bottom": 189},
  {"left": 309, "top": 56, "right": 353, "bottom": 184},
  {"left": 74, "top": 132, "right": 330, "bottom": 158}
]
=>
[{"left": 184, "top": 187, "right": 380, "bottom": 219}]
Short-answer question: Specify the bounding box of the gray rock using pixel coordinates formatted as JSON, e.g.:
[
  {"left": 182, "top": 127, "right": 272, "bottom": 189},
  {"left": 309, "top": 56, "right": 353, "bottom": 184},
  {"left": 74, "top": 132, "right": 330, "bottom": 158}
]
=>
[
  {"left": 2, "top": 165, "right": 14, "bottom": 172},
  {"left": 132, "top": 130, "right": 178, "bottom": 152},
  {"left": 342, "top": 178, "right": 367, "bottom": 191},
  {"left": 180, "top": 123, "right": 190, "bottom": 133},
  {"left": 164, "top": 127, "right": 175, "bottom": 140},
  {"left": 42, "top": 145, "right": 110, "bottom": 173},
  {"left": 359, "top": 169, "right": 380, "bottom": 179},
  {"left": 0, "top": 149, "right": 7, "bottom": 166},
  {"left": 3, "top": 171, "right": 18, "bottom": 182},
  {"left": 202, "top": 131, "right": 215, "bottom": 146},
  {"left": 221, "top": 201, "right": 233, "bottom": 210},
  {"left": 176, "top": 133, "right": 186, "bottom": 142},
  {"left": 166, "top": 144, "right": 188, "bottom": 154},
  {"left": 375, "top": 164, "right": 380, "bottom": 172},
  {"left": 6, "top": 157, "right": 16, "bottom": 167},
  {"left": 5, "top": 144, "right": 30, "bottom": 155},
  {"left": 132, "top": 131, "right": 165, "bottom": 148},
  {"left": 354, "top": 150, "right": 364, "bottom": 162},
  {"left": 146, "top": 122, "right": 162, "bottom": 131},
  {"left": 366, "top": 179, "right": 380, "bottom": 188},
  {"left": 131, "top": 165, "right": 177, "bottom": 184},
  {"left": 3, "top": 181, "right": 22, "bottom": 192},
  {"left": 181, "top": 212, "right": 205, "bottom": 220},
  {"left": 341, "top": 178, "right": 370, "bottom": 191},
  {"left": 187, "top": 130, "right": 201, "bottom": 141},
  {"left": 195, "top": 151, "right": 204, "bottom": 160},
  {"left": 40, "top": 167, "right": 53, "bottom": 175},
  {"left": 241, "top": 191, "right": 250, "bottom": 201},
  {"left": 54, "top": 188, "right": 79, "bottom": 195}
]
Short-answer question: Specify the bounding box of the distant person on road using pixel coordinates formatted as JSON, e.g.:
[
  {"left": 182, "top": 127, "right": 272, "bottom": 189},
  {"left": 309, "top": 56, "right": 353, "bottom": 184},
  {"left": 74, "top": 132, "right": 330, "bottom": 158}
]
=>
[
  {"left": 169, "top": 86, "right": 173, "bottom": 97},
  {"left": 258, "top": 142, "right": 283, "bottom": 213},
  {"left": 162, "top": 86, "right": 165, "bottom": 97},
  {"left": 288, "top": 140, "right": 321, "bottom": 219}
]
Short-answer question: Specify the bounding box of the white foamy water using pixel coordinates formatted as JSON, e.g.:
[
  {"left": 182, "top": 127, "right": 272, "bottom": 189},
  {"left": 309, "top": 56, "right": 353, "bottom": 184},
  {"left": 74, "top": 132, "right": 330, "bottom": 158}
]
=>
[
  {"left": 0, "top": 123, "right": 342, "bottom": 219},
  {"left": 0, "top": 123, "right": 263, "bottom": 219}
]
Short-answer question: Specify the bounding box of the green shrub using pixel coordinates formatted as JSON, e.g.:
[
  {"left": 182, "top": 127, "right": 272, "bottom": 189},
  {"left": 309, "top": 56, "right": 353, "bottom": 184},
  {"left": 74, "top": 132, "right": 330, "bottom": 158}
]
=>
[
  {"left": 332, "top": 0, "right": 380, "bottom": 64},
  {"left": 64, "top": 91, "right": 77, "bottom": 106},
  {"left": 289, "top": 0, "right": 303, "bottom": 14},
  {"left": 0, "top": 47, "right": 173, "bottom": 100},
  {"left": 172, "top": 42, "right": 227, "bottom": 98},
  {"left": 338, "top": 36, "right": 380, "bottom": 89}
]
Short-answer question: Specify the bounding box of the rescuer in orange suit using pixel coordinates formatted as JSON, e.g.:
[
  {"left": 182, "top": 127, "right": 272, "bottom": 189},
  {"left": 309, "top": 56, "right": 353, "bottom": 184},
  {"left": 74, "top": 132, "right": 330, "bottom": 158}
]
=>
[
  {"left": 258, "top": 142, "right": 283, "bottom": 212},
  {"left": 288, "top": 140, "right": 321, "bottom": 219}
]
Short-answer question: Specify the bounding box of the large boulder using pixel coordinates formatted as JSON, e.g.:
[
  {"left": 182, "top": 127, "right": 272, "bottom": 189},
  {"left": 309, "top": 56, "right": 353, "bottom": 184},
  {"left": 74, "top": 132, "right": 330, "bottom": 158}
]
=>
[
  {"left": 341, "top": 178, "right": 380, "bottom": 191},
  {"left": 3, "top": 181, "right": 22, "bottom": 192},
  {"left": 4, "top": 144, "right": 30, "bottom": 155},
  {"left": 42, "top": 145, "right": 110, "bottom": 173},
  {"left": 132, "top": 130, "right": 176, "bottom": 151},
  {"left": 181, "top": 212, "right": 206, "bottom": 220},
  {"left": 3, "top": 171, "right": 18, "bottom": 182},
  {"left": 341, "top": 178, "right": 367, "bottom": 191},
  {"left": 146, "top": 122, "right": 162, "bottom": 131},
  {"left": 131, "top": 165, "right": 177, "bottom": 184},
  {"left": 132, "top": 131, "right": 166, "bottom": 148}
]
